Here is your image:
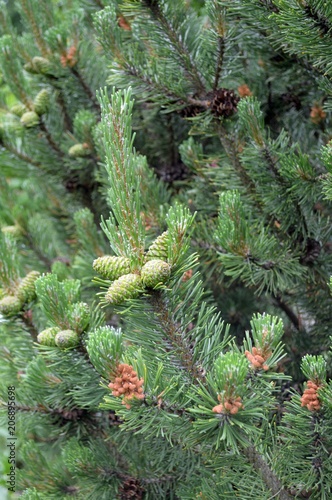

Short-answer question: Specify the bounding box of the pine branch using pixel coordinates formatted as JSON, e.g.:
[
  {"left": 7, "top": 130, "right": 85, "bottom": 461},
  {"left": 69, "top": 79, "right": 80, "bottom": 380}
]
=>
[
  {"left": 217, "top": 124, "right": 257, "bottom": 193},
  {"left": 56, "top": 92, "right": 73, "bottom": 132},
  {"left": 213, "top": 36, "right": 225, "bottom": 91},
  {"left": 20, "top": 0, "right": 50, "bottom": 58},
  {"left": 303, "top": 4, "right": 331, "bottom": 37},
  {"left": 124, "top": 63, "right": 188, "bottom": 104},
  {"left": 244, "top": 446, "right": 294, "bottom": 500},
  {"left": 20, "top": 312, "right": 39, "bottom": 341},
  {"left": 0, "top": 141, "right": 43, "bottom": 170},
  {"left": 39, "top": 118, "right": 65, "bottom": 158},
  {"left": 142, "top": 0, "right": 206, "bottom": 94},
  {"left": 93, "top": 0, "right": 105, "bottom": 8},
  {"left": 149, "top": 290, "right": 206, "bottom": 383},
  {"left": 258, "top": 0, "right": 279, "bottom": 14},
  {"left": 25, "top": 233, "right": 53, "bottom": 271},
  {"left": 273, "top": 294, "right": 302, "bottom": 332},
  {"left": 70, "top": 67, "right": 100, "bottom": 113}
]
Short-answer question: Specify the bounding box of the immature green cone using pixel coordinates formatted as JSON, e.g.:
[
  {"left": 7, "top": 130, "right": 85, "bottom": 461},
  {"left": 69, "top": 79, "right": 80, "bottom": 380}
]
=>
[
  {"left": 55, "top": 329, "right": 80, "bottom": 349},
  {"left": 20, "top": 111, "right": 39, "bottom": 128},
  {"left": 141, "top": 259, "right": 171, "bottom": 288},
  {"left": 93, "top": 256, "right": 131, "bottom": 280},
  {"left": 34, "top": 89, "right": 50, "bottom": 115},
  {"left": 105, "top": 274, "right": 143, "bottom": 305},
  {"left": 37, "top": 327, "right": 61, "bottom": 347},
  {"left": 0, "top": 295, "right": 22, "bottom": 316},
  {"left": 16, "top": 271, "right": 41, "bottom": 303},
  {"left": 10, "top": 103, "right": 27, "bottom": 117},
  {"left": 145, "top": 231, "right": 169, "bottom": 261},
  {"left": 68, "top": 143, "right": 91, "bottom": 157},
  {"left": 25, "top": 56, "right": 52, "bottom": 75}
]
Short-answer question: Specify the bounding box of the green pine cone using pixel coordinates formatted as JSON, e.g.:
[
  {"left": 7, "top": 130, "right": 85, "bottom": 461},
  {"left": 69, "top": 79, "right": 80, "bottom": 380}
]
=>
[
  {"left": 20, "top": 111, "right": 39, "bottom": 128},
  {"left": 30, "top": 56, "right": 53, "bottom": 74},
  {"left": 105, "top": 274, "right": 143, "bottom": 305},
  {"left": 55, "top": 329, "right": 80, "bottom": 349},
  {"left": 37, "top": 327, "right": 61, "bottom": 347},
  {"left": 34, "top": 89, "right": 50, "bottom": 115},
  {"left": 93, "top": 256, "right": 131, "bottom": 280},
  {"left": 68, "top": 143, "right": 91, "bottom": 157},
  {"left": 0, "top": 295, "right": 22, "bottom": 316},
  {"left": 141, "top": 259, "right": 171, "bottom": 289},
  {"left": 10, "top": 103, "right": 28, "bottom": 117},
  {"left": 68, "top": 302, "right": 90, "bottom": 333},
  {"left": 16, "top": 271, "right": 41, "bottom": 303},
  {"left": 145, "top": 231, "right": 169, "bottom": 261}
]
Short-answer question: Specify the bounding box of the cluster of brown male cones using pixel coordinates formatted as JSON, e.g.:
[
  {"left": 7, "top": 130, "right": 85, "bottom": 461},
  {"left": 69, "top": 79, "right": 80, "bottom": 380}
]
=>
[
  {"left": 109, "top": 363, "right": 144, "bottom": 409},
  {"left": 245, "top": 346, "right": 270, "bottom": 371},
  {"left": 60, "top": 45, "right": 77, "bottom": 68},
  {"left": 301, "top": 380, "right": 322, "bottom": 411},
  {"left": 212, "top": 394, "right": 243, "bottom": 415}
]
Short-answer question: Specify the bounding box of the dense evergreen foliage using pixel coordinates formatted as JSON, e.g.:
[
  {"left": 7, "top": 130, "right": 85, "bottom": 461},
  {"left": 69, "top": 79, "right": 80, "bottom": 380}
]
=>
[{"left": 0, "top": 1, "right": 332, "bottom": 498}]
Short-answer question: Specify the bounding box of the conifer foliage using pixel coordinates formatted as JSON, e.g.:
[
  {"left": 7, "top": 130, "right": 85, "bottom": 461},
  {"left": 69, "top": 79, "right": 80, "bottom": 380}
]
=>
[{"left": 1, "top": 1, "right": 332, "bottom": 499}]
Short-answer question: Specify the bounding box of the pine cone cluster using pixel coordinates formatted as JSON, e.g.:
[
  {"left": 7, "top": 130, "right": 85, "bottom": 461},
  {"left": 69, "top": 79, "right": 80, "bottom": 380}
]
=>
[
  {"left": 301, "top": 380, "right": 322, "bottom": 411},
  {"left": 212, "top": 394, "right": 243, "bottom": 415},
  {"left": 37, "top": 326, "right": 60, "bottom": 347},
  {"left": 245, "top": 346, "right": 271, "bottom": 371},
  {"left": 109, "top": 363, "right": 144, "bottom": 409},
  {"left": 94, "top": 233, "right": 173, "bottom": 305},
  {"left": 0, "top": 270, "right": 40, "bottom": 317}
]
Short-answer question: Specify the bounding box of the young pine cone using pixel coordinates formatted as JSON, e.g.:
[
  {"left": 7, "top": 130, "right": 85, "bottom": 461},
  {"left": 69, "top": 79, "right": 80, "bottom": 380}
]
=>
[
  {"left": 37, "top": 327, "right": 61, "bottom": 347},
  {"left": 16, "top": 271, "right": 40, "bottom": 303},
  {"left": 145, "top": 231, "right": 169, "bottom": 261},
  {"left": 105, "top": 274, "right": 143, "bottom": 305},
  {"left": 55, "top": 329, "right": 80, "bottom": 349},
  {"left": 93, "top": 255, "right": 131, "bottom": 280},
  {"left": 141, "top": 259, "right": 171, "bottom": 288},
  {"left": 34, "top": 89, "right": 50, "bottom": 115},
  {"left": 20, "top": 111, "right": 39, "bottom": 128},
  {"left": 0, "top": 295, "right": 23, "bottom": 316}
]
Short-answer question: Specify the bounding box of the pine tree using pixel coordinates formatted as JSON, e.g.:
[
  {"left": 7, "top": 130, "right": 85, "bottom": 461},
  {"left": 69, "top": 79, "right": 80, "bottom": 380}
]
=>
[{"left": 1, "top": 1, "right": 332, "bottom": 499}]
